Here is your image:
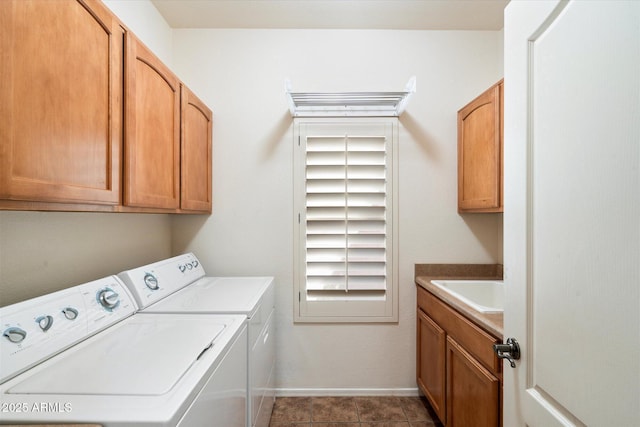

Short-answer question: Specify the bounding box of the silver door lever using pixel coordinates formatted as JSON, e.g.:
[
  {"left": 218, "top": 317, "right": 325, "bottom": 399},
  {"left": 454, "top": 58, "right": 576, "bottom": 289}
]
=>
[{"left": 493, "top": 337, "right": 521, "bottom": 368}]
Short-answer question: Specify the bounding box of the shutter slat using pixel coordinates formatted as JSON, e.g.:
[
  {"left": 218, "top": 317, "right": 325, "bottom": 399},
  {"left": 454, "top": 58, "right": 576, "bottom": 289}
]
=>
[{"left": 303, "top": 132, "right": 389, "bottom": 293}]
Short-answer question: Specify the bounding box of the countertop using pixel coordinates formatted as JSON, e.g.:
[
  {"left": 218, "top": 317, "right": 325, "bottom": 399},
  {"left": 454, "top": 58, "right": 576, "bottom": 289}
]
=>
[{"left": 415, "top": 263, "right": 504, "bottom": 338}]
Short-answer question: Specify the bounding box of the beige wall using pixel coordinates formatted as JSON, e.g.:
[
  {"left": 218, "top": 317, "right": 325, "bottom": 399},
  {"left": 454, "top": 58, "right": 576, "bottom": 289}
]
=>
[
  {"left": 103, "top": 0, "right": 173, "bottom": 66},
  {"left": 0, "top": 0, "right": 504, "bottom": 392},
  {"left": 0, "top": 0, "right": 175, "bottom": 307},
  {"left": 0, "top": 212, "right": 172, "bottom": 306},
  {"left": 170, "top": 28, "right": 503, "bottom": 393}
]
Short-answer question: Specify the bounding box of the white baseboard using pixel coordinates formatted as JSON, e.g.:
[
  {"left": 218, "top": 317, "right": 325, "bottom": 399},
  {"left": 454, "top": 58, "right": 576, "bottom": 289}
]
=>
[{"left": 275, "top": 387, "right": 420, "bottom": 397}]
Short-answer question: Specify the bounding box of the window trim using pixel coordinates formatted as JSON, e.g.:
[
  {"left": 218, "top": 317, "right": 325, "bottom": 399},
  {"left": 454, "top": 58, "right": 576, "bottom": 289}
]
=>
[{"left": 293, "top": 118, "right": 399, "bottom": 323}]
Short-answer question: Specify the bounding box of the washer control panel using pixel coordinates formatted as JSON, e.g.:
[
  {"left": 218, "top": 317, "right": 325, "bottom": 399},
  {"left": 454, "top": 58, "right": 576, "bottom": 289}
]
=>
[
  {"left": 0, "top": 276, "right": 137, "bottom": 384},
  {"left": 118, "top": 253, "right": 205, "bottom": 309}
]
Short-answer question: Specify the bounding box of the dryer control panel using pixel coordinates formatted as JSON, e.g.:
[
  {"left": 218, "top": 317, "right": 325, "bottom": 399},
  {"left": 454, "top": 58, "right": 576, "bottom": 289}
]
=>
[
  {"left": 0, "top": 277, "right": 137, "bottom": 384},
  {"left": 118, "top": 253, "right": 205, "bottom": 309}
]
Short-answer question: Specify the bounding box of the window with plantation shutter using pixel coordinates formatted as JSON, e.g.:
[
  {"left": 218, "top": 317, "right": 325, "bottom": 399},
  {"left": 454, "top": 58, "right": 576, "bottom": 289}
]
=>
[{"left": 294, "top": 119, "right": 398, "bottom": 322}]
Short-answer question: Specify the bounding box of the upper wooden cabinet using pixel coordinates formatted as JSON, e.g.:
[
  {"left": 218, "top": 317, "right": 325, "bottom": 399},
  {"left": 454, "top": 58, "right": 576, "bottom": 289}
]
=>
[
  {"left": 0, "top": 0, "right": 123, "bottom": 207},
  {"left": 457, "top": 80, "right": 503, "bottom": 213},
  {"left": 180, "top": 85, "right": 213, "bottom": 213},
  {"left": 124, "top": 34, "right": 181, "bottom": 210},
  {"left": 0, "top": 0, "right": 213, "bottom": 214}
]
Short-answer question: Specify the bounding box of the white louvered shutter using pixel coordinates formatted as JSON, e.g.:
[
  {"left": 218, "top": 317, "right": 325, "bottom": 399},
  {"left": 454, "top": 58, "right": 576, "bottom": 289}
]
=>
[{"left": 294, "top": 119, "right": 398, "bottom": 322}]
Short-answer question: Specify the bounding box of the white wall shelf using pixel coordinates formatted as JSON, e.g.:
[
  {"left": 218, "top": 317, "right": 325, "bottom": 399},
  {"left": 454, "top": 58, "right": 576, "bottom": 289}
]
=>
[{"left": 285, "top": 77, "right": 416, "bottom": 117}]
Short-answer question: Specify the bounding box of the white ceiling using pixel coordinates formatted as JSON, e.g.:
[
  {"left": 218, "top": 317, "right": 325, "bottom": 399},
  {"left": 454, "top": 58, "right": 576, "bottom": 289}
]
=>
[{"left": 150, "top": 0, "right": 509, "bottom": 31}]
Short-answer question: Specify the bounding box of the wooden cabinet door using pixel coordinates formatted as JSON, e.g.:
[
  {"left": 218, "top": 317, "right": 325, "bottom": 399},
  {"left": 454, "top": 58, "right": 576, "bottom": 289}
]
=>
[
  {"left": 124, "top": 34, "right": 180, "bottom": 210},
  {"left": 417, "top": 309, "right": 447, "bottom": 424},
  {"left": 457, "top": 80, "right": 503, "bottom": 213},
  {"left": 180, "top": 85, "right": 212, "bottom": 212},
  {"left": 446, "top": 337, "right": 500, "bottom": 427},
  {"left": 0, "top": 0, "right": 122, "bottom": 206}
]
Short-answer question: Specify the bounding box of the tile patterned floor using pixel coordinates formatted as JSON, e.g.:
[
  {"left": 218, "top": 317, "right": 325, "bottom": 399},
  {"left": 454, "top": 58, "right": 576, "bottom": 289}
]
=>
[{"left": 269, "top": 396, "right": 444, "bottom": 427}]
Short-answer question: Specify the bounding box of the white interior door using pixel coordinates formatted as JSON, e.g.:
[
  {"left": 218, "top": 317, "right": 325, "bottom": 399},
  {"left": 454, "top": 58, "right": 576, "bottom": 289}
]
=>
[{"left": 503, "top": 1, "right": 640, "bottom": 426}]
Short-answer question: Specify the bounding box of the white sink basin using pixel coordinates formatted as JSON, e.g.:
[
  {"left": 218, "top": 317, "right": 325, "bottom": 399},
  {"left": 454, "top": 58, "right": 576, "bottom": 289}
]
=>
[{"left": 430, "top": 280, "right": 504, "bottom": 313}]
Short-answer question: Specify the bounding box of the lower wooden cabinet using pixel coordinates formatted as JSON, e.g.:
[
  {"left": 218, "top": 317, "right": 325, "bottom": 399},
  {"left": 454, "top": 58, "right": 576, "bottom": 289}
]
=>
[
  {"left": 417, "top": 308, "right": 446, "bottom": 422},
  {"left": 446, "top": 337, "right": 500, "bottom": 427},
  {"left": 416, "top": 285, "right": 501, "bottom": 426}
]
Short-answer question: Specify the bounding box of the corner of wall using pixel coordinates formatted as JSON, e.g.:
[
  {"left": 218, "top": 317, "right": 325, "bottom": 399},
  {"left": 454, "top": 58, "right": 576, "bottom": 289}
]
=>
[{"left": 102, "top": 0, "right": 174, "bottom": 67}]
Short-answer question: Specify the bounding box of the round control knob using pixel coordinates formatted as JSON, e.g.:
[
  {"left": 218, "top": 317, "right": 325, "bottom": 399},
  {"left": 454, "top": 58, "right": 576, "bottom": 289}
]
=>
[
  {"left": 36, "top": 315, "right": 54, "bottom": 332},
  {"left": 3, "top": 327, "right": 27, "bottom": 344},
  {"left": 97, "top": 288, "right": 120, "bottom": 310},
  {"left": 62, "top": 307, "right": 79, "bottom": 320},
  {"left": 144, "top": 273, "right": 159, "bottom": 290}
]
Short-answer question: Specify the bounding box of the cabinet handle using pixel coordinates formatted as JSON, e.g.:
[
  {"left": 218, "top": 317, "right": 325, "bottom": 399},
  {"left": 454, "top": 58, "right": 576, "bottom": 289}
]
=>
[{"left": 493, "top": 337, "right": 521, "bottom": 368}]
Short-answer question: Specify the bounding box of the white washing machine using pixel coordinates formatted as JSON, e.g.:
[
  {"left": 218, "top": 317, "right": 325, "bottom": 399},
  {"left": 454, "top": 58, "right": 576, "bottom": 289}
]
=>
[
  {"left": 0, "top": 275, "right": 247, "bottom": 426},
  {"left": 118, "top": 253, "right": 276, "bottom": 427}
]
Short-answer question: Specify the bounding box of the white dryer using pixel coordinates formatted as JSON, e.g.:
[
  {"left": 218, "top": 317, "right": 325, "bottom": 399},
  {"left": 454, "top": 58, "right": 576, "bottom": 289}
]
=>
[
  {"left": 118, "top": 253, "right": 276, "bottom": 427},
  {"left": 0, "top": 275, "right": 247, "bottom": 426}
]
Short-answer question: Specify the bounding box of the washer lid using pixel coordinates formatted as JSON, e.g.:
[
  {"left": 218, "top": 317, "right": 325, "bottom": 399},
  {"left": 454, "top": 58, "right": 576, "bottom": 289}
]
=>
[
  {"left": 145, "top": 277, "right": 273, "bottom": 316},
  {"left": 8, "top": 314, "right": 227, "bottom": 396}
]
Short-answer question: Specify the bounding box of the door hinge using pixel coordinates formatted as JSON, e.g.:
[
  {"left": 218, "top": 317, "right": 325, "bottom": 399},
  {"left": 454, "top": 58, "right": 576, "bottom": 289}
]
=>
[
  {"left": 298, "top": 135, "right": 301, "bottom": 146},
  {"left": 298, "top": 291, "right": 301, "bottom": 302},
  {"left": 298, "top": 213, "right": 301, "bottom": 223}
]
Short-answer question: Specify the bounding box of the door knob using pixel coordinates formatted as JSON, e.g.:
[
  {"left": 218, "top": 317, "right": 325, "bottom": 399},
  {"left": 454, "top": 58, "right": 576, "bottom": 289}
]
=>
[{"left": 493, "top": 337, "right": 521, "bottom": 368}]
